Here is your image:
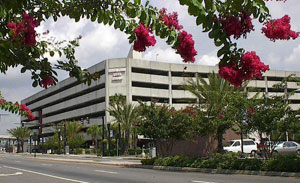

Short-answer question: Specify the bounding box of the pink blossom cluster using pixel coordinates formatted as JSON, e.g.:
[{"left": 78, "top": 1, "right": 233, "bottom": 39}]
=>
[
  {"left": 220, "top": 12, "right": 254, "bottom": 39},
  {"left": 0, "top": 99, "right": 6, "bottom": 103},
  {"left": 219, "top": 52, "right": 269, "bottom": 87},
  {"left": 133, "top": 24, "right": 156, "bottom": 52},
  {"left": 248, "top": 106, "right": 255, "bottom": 115},
  {"left": 17, "top": 103, "right": 35, "bottom": 120},
  {"left": 219, "top": 109, "right": 226, "bottom": 119},
  {"left": 159, "top": 8, "right": 183, "bottom": 30},
  {"left": 41, "top": 77, "right": 54, "bottom": 89},
  {"left": 262, "top": 15, "right": 299, "bottom": 41},
  {"left": 7, "top": 14, "right": 40, "bottom": 46},
  {"left": 176, "top": 31, "right": 197, "bottom": 63}
]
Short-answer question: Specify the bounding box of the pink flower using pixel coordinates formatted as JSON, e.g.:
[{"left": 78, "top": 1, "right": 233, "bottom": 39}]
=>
[
  {"left": 159, "top": 8, "right": 183, "bottom": 30},
  {"left": 219, "top": 52, "right": 269, "bottom": 87},
  {"left": 133, "top": 24, "right": 156, "bottom": 52},
  {"left": 220, "top": 114, "right": 224, "bottom": 118},
  {"left": 176, "top": 31, "right": 197, "bottom": 63},
  {"left": 0, "top": 99, "right": 6, "bottom": 104},
  {"left": 7, "top": 13, "right": 40, "bottom": 46},
  {"left": 27, "top": 112, "right": 35, "bottom": 121},
  {"left": 41, "top": 77, "right": 54, "bottom": 89},
  {"left": 220, "top": 12, "right": 254, "bottom": 39},
  {"left": 262, "top": 15, "right": 299, "bottom": 41},
  {"left": 20, "top": 104, "right": 30, "bottom": 113}
]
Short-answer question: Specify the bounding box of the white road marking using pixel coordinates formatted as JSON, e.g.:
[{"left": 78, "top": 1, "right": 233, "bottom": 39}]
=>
[
  {"left": 0, "top": 172, "right": 23, "bottom": 177},
  {"left": 94, "top": 170, "right": 118, "bottom": 174},
  {"left": 41, "top": 163, "right": 53, "bottom": 166},
  {"left": 191, "top": 181, "right": 216, "bottom": 183},
  {"left": 14, "top": 161, "right": 21, "bottom": 163},
  {"left": 4, "top": 166, "right": 89, "bottom": 183}
]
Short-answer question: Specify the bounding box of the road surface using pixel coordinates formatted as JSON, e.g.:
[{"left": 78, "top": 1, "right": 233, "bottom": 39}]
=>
[{"left": 0, "top": 154, "right": 298, "bottom": 183}]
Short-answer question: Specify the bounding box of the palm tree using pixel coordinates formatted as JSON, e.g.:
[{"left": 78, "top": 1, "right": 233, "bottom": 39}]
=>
[
  {"left": 62, "top": 121, "right": 84, "bottom": 152},
  {"left": 183, "top": 72, "right": 235, "bottom": 152},
  {"left": 8, "top": 126, "right": 31, "bottom": 152},
  {"left": 107, "top": 94, "right": 140, "bottom": 155},
  {"left": 87, "top": 125, "right": 102, "bottom": 152}
]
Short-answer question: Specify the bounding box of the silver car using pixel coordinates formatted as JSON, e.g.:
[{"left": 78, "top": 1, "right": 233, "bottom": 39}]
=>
[{"left": 272, "top": 141, "right": 300, "bottom": 155}]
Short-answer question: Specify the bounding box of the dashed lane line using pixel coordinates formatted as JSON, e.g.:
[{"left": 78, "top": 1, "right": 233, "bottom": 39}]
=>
[
  {"left": 4, "top": 166, "right": 89, "bottom": 183},
  {"left": 191, "top": 181, "right": 216, "bottom": 183},
  {"left": 94, "top": 170, "right": 118, "bottom": 174},
  {"left": 0, "top": 172, "right": 23, "bottom": 177},
  {"left": 41, "top": 163, "right": 53, "bottom": 166}
]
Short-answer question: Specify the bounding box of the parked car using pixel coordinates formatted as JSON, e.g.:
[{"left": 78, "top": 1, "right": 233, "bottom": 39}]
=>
[
  {"left": 223, "top": 139, "right": 257, "bottom": 155},
  {"left": 272, "top": 141, "right": 300, "bottom": 155}
]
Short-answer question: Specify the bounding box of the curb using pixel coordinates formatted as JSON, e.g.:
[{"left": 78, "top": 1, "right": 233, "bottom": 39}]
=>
[{"left": 127, "top": 165, "right": 300, "bottom": 178}]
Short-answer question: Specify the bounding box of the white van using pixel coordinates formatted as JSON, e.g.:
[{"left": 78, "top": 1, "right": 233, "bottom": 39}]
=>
[{"left": 223, "top": 139, "right": 257, "bottom": 154}]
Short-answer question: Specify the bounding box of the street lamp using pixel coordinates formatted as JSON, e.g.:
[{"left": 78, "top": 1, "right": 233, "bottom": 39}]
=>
[
  {"left": 58, "top": 129, "right": 61, "bottom": 154},
  {"left": 102, "top": 116, "right": 105, "bottom": 156},
  {"left": 56, "top": 123, "right": 67, "bottom": 155}
]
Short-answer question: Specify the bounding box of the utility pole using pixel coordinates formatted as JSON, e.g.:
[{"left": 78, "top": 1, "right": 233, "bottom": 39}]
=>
[
  {"left": 64, "top": 123, "right": 67, "bottom": 155},
  {"left": 102, "top": 116, "right": 105, "bottom": 156},
  {"left": 58, "top": 129, "right": 61, "bottom": 154}
]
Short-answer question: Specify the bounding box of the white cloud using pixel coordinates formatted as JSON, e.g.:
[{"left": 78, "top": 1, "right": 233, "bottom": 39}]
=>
[
  {"left": 143, "top": 47, "right": 182, "bottom": 63},
  {"left": 197, "top": 54, "right": 219, "bottom": 66},
  {"left": 285, "top": 44, "right": 300, "bottom": 64}
]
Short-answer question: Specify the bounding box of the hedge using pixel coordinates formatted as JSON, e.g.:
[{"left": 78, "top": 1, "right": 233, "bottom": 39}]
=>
[{"left": 141, "top": 153, "right": 300, "bottom": 172}]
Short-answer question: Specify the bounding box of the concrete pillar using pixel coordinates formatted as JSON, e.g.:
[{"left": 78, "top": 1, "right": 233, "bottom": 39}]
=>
[
  {"left": 105, "top": 60, "right": 110, "bottom": 124},
  {"left": 126, "top": 59, "right": 132, "bottom": 104},
  {"left": 168, "top": 69, "right": 172, "bottom": 106},
  {"left": 264, "top": 76, "right": 268, "bottom": 95}
]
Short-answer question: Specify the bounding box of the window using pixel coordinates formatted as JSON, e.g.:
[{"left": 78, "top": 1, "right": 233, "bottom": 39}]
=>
[
  {"left": 233, "top": 141, "right": 240, "bottom": 146},
  {"left": 287, "top": 142, "right": 297, "bottom": 147},
  {"left": 244, "top": 141, "right": 255, "bottom": 145}
]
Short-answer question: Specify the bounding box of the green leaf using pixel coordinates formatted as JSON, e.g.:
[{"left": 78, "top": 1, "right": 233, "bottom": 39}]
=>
[
  {"left": 120, "top": 21, "right": 126, "bottom": 31},
  {"left": 196, "top": 15, "right": 205, "bottom": 25},
  {"left": 134, "top": 0, "right": 141, "bottom": 5},
  {"left": 21, "top": 67, "right": 26, "bottom": 73},
  {"left": 188, "top": 5, "right": 199, "bottom": 16},
  {"left": 214, "top": 39, "right": 223, "bottom": 47},
  {"left": 217, "top": 45, "right": 229, "bottom": 57},
  {"left": 32, "top": 80, "right": 38, "bottom": 87},
  {"left": 50, "top": 51, "right": 55, "bottom": 57}
]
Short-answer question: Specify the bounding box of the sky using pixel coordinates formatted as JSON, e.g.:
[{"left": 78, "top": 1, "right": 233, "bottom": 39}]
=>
[{"left": 1, "top": 0, "right": 300, "bottom": 104}]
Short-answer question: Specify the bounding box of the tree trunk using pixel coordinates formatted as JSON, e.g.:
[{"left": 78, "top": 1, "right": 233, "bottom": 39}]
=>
[
  {"left": 217, "top": 133, "right": 223, "bottom": 153},
  {"left": 124, "top": 128, "right": 130, "bottom": 155},
  {"left": 21, "top": 140, "right": 24, "bottom": 153}
]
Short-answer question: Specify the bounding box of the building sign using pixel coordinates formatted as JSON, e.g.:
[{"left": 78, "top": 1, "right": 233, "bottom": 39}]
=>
[
  {"left": 109, "top": 67, "right": 126, "bottom": 81},
  {"left": 108, "top": 68, "right": 126, "bottom": 73}
]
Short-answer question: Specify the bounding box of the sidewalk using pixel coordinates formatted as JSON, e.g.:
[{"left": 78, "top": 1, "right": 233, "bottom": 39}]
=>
[{"left": 17, "top": 153, "right": 142, "bottom": 166}]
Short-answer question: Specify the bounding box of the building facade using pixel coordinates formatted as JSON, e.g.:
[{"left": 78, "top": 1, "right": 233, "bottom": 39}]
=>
[{"left": 21, "top": 50, "right": 300, "bottom": 140}]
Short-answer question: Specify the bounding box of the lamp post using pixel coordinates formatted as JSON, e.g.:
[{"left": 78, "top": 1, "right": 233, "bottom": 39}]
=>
[
  {"left": 102, "top": 116, "right": 105, "bottom": 156},
  {"left": 58, "top": 129, "right": 61, "bottom": 154},
  {"left": 56, "top": 123, "right": 67, "bottom": 154},
  {"left": 284, "top": 81, "right": 289, "bottom": 142},
  {"left": 33, "top": 132, "right": 38, "bottom": 157}
]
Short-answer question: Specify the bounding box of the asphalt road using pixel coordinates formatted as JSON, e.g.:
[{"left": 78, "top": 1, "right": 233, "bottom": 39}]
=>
[{"left": 0, "top": 154, "right": 299, "bottom": 183}]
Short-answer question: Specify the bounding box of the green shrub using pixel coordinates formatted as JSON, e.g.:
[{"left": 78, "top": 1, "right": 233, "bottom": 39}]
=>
[
  {"left": 74, "top": 148, "right": 82, "bottom": 155},
  {"left": 144, "top": 154, "right": 300, "bottom": 173},
  {"left": 263, "top": 154, "right": 300, "bottom": 172},
  {"left": 85, "top": 149, "right": 91, "bottom": 154},
  {"left": 141, "top": 158, "right": 157, "bottom": 165}
]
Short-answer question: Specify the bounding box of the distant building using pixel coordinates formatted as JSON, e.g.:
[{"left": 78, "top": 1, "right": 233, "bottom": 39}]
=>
[{"left": 21, "top": 48, "right": 300, "bottom": 143}]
